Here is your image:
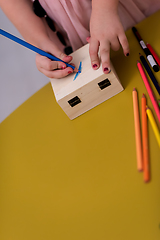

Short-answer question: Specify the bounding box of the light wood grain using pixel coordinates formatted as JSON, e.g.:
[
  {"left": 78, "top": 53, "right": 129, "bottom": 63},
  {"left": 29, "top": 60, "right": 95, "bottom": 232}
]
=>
[{"left": 50, "top": 43, "right": 124, "bottom": 119}]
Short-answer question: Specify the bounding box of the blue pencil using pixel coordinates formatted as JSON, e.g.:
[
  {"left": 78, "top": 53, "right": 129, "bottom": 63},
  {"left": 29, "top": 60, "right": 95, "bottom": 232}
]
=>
[{"left": 0, "top": 28, "right": 78, "bottom": 72}]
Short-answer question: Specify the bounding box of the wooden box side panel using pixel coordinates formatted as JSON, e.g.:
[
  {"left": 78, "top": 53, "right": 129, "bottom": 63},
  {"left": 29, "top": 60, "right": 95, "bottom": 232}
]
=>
[
  {"left": 51, "top": 62, "right": 120, "bottom": 102},
  {"left": 57, "top": 74, "right": 124, "bottom": 120}
]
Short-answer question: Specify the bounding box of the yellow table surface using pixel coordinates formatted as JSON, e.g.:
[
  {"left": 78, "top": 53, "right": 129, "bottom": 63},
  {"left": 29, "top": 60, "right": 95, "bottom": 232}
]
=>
[{"left": 0, "top": 11, "right": 160, "bottom": 240}]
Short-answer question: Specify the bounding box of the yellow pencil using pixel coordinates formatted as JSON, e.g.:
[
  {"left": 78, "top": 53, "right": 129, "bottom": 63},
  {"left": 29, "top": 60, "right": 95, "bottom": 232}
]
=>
[
  {"left": 146, "top": 107, "right": 160, "bottom": 148},
  {"left": 132, "top": 88, "right": 143, "bottom": 171}
]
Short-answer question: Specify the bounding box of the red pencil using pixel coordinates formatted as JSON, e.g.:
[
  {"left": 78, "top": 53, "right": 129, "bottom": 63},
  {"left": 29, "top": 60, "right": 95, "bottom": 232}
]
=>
[
  {"left": 142, "top": 94, "right": 149, "bottom": 182},
  {"left": 137, "top": 61, "right": 160, "bottom": 122},
  {"left": 146, "top": 43, "right": 160, "bottom": 67}
]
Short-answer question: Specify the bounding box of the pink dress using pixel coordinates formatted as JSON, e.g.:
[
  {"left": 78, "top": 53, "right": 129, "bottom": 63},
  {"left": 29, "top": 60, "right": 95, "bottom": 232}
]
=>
[{"left": 39, "top": 0, "right": 160, "bottom": 51}]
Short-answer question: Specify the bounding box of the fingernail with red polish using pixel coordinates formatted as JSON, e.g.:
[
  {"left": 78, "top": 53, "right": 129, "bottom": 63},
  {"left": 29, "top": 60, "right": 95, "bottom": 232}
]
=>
[
  {"left": 93, "top": 64, "right": 97, "bottom": 68},
  {"left": 104, "top": 67, "right": 109, "bottom": 72},
  {"left": 68, "top": 71, "right": 72, "bottom": 74}
]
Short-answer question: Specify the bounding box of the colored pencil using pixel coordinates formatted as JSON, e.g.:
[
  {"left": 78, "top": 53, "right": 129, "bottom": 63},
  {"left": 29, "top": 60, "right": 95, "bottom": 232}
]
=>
[
  {"left": 146, "top": 107, "right": 160, "bottom": 148},
  {"left": 139, "top": 53, "right": 160, "bottom": 95},
  {"left": 132, "top": 27, "right": 159, "bottom": 72},
  {"left": 137, "top": 61, "right": 160, "bottom": 122},
  {"left": 132, "top": 88, "right": 143, "bottom": 171},
  {"left": 0, "top": 28, "right": 78, "bottom": 72},
  {"left": 142, "top": 94, "right": 149, "bottom": 182},
  {"left": 146, "top": 43, "right": 160, "bottom": 67}
]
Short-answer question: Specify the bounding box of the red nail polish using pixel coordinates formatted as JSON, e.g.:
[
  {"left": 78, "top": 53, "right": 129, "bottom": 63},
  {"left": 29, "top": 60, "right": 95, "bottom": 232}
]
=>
[
  {"left": 104, "top": 67, "right": 109, "bottom": 72},
  {"left": 68, "top": 71, "right": 72, "bottom": 74},
  {"left": 93, "top": 64, "right": 97, "bottom": 68}
]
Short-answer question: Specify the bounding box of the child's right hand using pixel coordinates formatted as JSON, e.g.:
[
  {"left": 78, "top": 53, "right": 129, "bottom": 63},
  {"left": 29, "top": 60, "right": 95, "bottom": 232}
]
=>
[
  {"left": 0, "top": 0, "right": 75, "bottom": 79},
  {"left": 35, "top": 41, "right": 74, "bottom": 78}
]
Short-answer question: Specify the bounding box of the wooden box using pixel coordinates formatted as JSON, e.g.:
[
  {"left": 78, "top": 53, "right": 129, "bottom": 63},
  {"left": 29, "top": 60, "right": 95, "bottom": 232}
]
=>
[{"left": 50, "top": 43, "right": 124, "bottom": 120}]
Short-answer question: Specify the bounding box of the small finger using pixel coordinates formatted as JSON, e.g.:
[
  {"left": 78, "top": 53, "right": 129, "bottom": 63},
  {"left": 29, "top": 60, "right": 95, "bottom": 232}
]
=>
[
  {"left": 36, "top": 54, "right": 67, "bottom": 71},
  {"left": 100, "top": 41, "right": 111, "bottom": 74},
  {"left": 39, "top": 66, "right": 74, "bottom": 79},
  {"left": 86, "top": 36, "right": 91, "bottom": 43},
  {"left": 119, "top": 34, "right": 130, "bottom": 56},
  {"left": 89, "top": 39, "right": 100, "bottom": 70},
  {"left": 43, "top": 41, "right": 73, "bottom": 62},
  {"left": 110, "top": 37, "right": 120, "bottom": 52}
]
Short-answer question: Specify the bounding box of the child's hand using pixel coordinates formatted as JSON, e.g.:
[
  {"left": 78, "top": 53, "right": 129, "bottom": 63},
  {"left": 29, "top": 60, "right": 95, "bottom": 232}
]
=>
[
  {"left": 89, "top": 10, "right": 130, "bottom": 73},
  {"left": 36, "top": 41, "right": 74, "bottom": 78}
]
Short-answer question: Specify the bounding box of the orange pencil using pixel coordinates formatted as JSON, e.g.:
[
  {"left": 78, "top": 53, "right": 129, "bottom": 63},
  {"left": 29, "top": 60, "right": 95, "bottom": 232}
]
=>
[
  {"left": 142, "top": 94, "right": 149, "bottom": 182},
  {"left": 132, "top": 88, "right": 143, "bottom": 171}
]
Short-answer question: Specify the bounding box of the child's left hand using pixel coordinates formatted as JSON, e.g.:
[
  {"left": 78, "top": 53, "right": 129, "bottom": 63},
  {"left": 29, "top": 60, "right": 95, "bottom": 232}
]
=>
[{"left": 89, "top": 9, "right": 130, "bottom": 73}]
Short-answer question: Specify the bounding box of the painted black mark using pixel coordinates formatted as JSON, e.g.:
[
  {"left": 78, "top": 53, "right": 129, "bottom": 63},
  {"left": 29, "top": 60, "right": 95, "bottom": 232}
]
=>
[
  {"left": 98, "top": 78, "right": 111, "bottom": 90},
  {"left": 68, "top": 96, "right": 81, "bottom": 107}
]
